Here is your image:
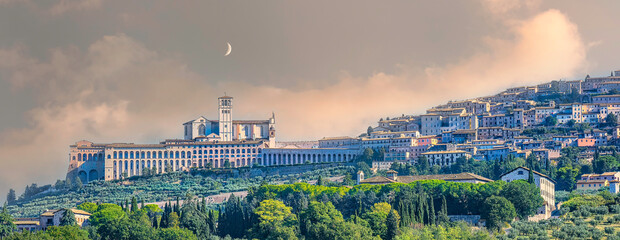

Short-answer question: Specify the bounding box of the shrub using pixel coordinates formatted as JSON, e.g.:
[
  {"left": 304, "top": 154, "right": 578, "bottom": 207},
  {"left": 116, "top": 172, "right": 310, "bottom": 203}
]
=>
[
  {"left": 610, "top": 205, "right": 620, "bottom": 214},
  {"left": 594, "top": 215, "right": 604, "bottom": 221},
  {"left": 605, "top": 227, "right": 615, "bottom": 235}
]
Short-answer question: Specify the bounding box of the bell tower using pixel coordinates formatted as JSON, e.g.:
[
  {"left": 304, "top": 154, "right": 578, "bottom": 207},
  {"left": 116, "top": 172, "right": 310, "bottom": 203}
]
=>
[{"left": 218, "top": 95, "right": 233, "bottom": 141}]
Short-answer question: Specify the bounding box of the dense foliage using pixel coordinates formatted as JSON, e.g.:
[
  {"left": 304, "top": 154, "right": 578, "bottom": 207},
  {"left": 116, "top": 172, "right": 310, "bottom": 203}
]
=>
[{"left": 5, "top": 164, "right": 354, "bottom": 218}]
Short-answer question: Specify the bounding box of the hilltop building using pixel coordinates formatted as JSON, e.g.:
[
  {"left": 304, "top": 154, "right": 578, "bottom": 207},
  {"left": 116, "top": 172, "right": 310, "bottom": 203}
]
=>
[{"left": 67, "top": 96, "right": 359, "bottom": 183}]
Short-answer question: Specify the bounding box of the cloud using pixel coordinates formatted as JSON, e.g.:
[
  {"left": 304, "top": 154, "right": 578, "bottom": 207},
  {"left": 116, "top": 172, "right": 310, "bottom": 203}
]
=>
[
  {"left": 0, "top": 8, "right": 586, "bottom": 197},
  {"left": 49, "top": 0, "right": 102, "bottom": 15},
  {"left": 482, "top": 0, "right": 541, "bottom": 17}
]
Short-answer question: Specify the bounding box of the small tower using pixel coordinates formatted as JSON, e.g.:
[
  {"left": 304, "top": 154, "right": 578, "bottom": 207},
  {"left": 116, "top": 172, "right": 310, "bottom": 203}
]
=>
[
  {"left": 356, "top": 170, "right": 365, "bottom": 185},
  {"left": 268, "top": 112, "right": 276, "bottom": 147},
  {"left": 218, "top": 96, "right": 233, "bottom": 141},
  {"left": 387, "top": 170, "right": 398, "bottom": 181}
]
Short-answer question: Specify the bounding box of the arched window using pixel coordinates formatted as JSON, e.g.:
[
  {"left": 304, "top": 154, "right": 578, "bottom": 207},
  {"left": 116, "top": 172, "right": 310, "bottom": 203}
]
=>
[
  {"left": 198, "top": 124, "right": 206, "bottom": 136},
  {"left": 175, "top": 151, "right": 179, "bottom": 158},
  {"left": 181, "top": 152, "right": 186, "bottom": 158},
  {"left": 77, "top": 153, "right": 81, "bottom": 161}
]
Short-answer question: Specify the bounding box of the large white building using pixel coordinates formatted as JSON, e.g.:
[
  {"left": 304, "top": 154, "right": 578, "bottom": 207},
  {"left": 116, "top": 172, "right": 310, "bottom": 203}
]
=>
[
  {"left": 67, "top": 96, "right": 363, "bottom": 184},
  {"left": 500, "top": 167, "right": 556, "bottom": 219},
  {"left": 67, "top": 96, "right": 276, "bottom": 183}
]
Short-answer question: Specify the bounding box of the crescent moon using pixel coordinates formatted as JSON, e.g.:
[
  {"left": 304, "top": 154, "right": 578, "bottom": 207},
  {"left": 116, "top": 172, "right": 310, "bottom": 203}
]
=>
[{"left": 225, "top": 42, "right": 232, "bottom": 56}]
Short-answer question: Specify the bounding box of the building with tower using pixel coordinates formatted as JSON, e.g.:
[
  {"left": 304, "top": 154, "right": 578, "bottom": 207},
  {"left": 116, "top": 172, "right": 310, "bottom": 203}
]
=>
[
  {"left": 182, "top": 96, "right": 276, "bottom": 147},
  {"left": 66, "top": 95, "right": 357, "bottom": 184}
]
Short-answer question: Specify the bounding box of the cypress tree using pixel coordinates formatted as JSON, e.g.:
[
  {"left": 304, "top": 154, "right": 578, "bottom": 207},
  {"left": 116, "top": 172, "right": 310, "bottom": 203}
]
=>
[
  {"left": 208, "top": 210, "right": 217, "bottom": 234},
  {"left": 140, "top": 199, "right": 145, "bottom": 209},
  {"left": 438, "top": 195, "right": 449, "bottom": 225},
  {"left": 528, "top": 169, "right": 535, "bottom": 184},
  {"left": 386, "top": 210, "right": 400, "bottom": 240},
  {"left": 429, "top": 196, "right": 436, "bottom": 225},
  {"left": 152, "top": 215, "right": 159, "bottom": 228},
  {"left": 175, "top": 196, "right": 180, "bottom": 214},
  {"left": 131, "top": 196, "right": 138, "bottom": 213}
]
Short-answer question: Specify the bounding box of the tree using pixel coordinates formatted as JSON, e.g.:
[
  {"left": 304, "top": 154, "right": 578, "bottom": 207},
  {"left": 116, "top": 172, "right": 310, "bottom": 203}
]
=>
[
  {"left": 45, "top": 225, "right": 89, "bottom": 240},
  {"left": 60, "top": 209, "right": 78, "bottom": 226},
  {"left": 223, "top": 159, "right": 231, "bottom": 168},
  {"left": 131, "top": 196, "right": 139, "bottom": 213},
  {"left": 481, "top": 196, "right": 516, "bottom": 232},
  {"left": 416, "top": 156, "right": 430, "bottom": 174},
  {"left": 5, "top": 189, "right": 15, "bottom": 205},
  {"left": 0, "top": 203, "right": 15, "bottom": 238},
  {"left": 567, "top": 119, "right": 577, "bottom": 128},
  {"left": 385, "top": 210, "right": 400, "bottom": 240},
  {"left": 77, "top": 202, "right": 98, "bottom": 213},
  {"left": 362, "top": 202, "right": 391, "bottom": 238},
  {"left": 316, "top": 176, "right": 324, "bottom": 186},
  {"left": 157, "top": 227, "right": 198, "bottom": 240},
  {"left": 360, "top": 148, "right": 374, "bottom": 165},
  {"left": 500, "top": 180, "right": 543, "bottom": 219},
  {"left": 556, "top": 166, "right": 580, "bottom": 191},
  {"left": 152, "top": 215, "right": 159, "bottom": 229},
  {"left": 367, "top": 126, "right": 374, "bottom": 136},
  {"left": 593, "top": 155, "right": 617, "bottom": 173},
  {"left": 168, "top": 212, "right": 180, "bottom": 228},
  {"left": 607, "top": 113, "right": 618, "bottom": 126},
  {"left": 89, "top": 204, "right": 126, "bottom": 227},
  {"left": 300, "top": 201, "right": 376, "bottom": 240},
  {"left": 528, "top": 170, "right": 535, "bottom": 184},
  {"left": 251, "top": 199, "right": 299, "bottom": 240},
  {"left": 544, "top": 116, "right": 558, "bottom": 126},
  {"left": 437, "top": 196, "right": 449, "bottom": 225}
]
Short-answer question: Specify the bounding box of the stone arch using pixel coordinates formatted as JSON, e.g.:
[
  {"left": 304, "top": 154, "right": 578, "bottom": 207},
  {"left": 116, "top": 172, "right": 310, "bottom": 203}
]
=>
[
  {"left": 88, "top": 169, "right": 98, "bottom": 181},
  {"left": 78, "top": 171, "right": 87, "bottom": 184}
]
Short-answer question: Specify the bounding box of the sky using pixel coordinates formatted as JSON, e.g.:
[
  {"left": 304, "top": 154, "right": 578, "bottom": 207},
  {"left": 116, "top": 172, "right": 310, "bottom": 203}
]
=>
[{"left": 0, "top": 0, "right": 619, "bottom": 199}]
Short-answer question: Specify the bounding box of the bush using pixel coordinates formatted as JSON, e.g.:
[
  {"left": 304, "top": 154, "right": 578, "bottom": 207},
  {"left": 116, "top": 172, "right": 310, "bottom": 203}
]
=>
[
  {"left": 605, "top": 227, "right": 615, "bottom": 235},
  {"left": 611, "top": 205, "right": 620, "bottom": 214},
  {"left": 594, "top": 215, "right": 604, "bottom": 221}
]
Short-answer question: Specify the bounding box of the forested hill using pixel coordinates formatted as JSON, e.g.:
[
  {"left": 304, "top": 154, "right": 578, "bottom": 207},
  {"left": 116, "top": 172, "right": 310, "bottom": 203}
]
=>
[{"left": 5, "top": 164, "right": 354, "bottom": 218}]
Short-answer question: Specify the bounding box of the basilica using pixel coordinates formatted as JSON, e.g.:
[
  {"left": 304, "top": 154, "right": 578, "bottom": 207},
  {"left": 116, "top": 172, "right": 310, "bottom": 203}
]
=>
[
  {"left": 66, "top": 96, "right": 359, "bottom": 184},
  {"left": 66, "top": 96, "right": 276, "bottom": 182}
]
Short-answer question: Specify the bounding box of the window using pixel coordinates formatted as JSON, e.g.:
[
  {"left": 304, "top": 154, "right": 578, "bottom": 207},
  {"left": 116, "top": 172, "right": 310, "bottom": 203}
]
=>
[{"left": 518, "top": 170, "right": 524, "bottom": 175}]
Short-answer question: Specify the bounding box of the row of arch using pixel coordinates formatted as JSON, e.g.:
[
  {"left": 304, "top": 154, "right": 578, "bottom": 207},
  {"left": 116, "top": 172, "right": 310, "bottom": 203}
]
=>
[
  {"left": 108, "top": 148, "right": 260, "bottom": 160},
  {"left": 110, "top": 158, "right": 260, "bottom": 179},
  {"left": 261, "top": 153, "right": 354, "bottom": 166},
  {"left": 77, "top": 169, "right": 99, "bottom": 183},
  {"left": 75, "top": 153, "right": 104, "bottom": 162},
  {"left": 111, "top": 150, "right": 193, "bottom": 160}
]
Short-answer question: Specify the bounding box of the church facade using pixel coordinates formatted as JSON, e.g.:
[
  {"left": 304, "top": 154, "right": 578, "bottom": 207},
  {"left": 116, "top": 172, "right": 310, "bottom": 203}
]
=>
[{"left": 183, "top": 96, "right": 275, "bottom": 146}]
